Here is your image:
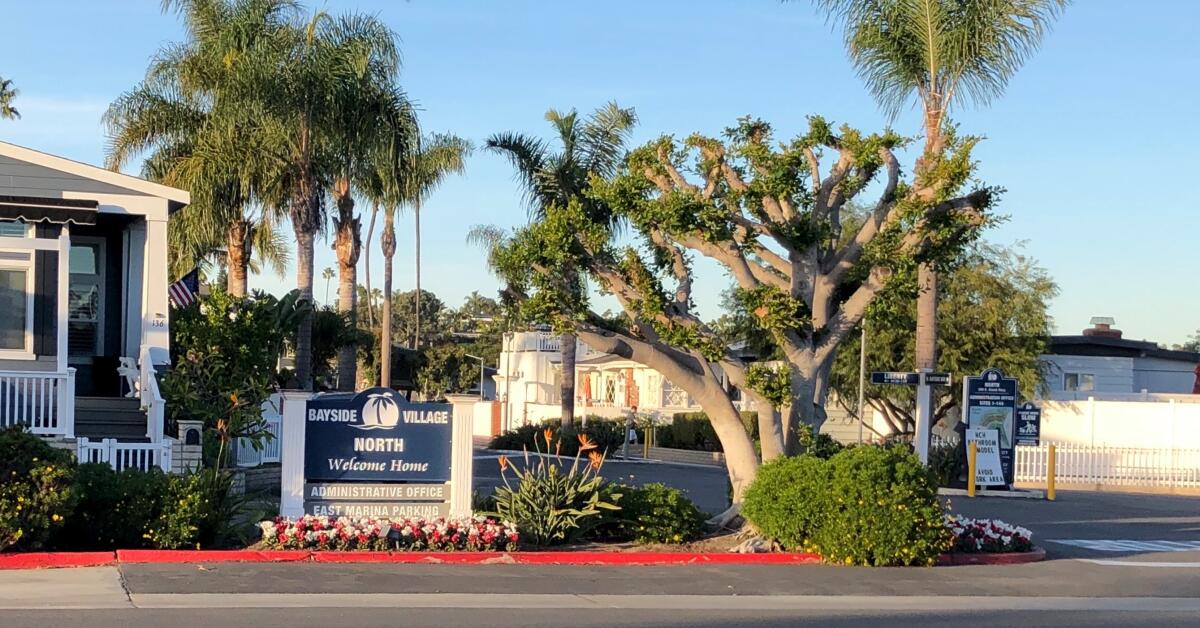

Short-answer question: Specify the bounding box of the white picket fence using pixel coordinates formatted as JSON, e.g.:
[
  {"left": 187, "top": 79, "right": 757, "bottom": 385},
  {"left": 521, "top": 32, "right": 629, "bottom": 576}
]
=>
[
  {"left": 1015, "top": 443, "right": 1200, "bottom": 489},
  {"left": 78, "top": 437, "right": 171, "bottom": 473}
]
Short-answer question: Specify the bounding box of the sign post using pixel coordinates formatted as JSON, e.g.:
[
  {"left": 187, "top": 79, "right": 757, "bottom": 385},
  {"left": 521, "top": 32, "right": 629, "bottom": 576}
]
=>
[
  {"left": 869, "top": 370, "right": 951, "bottom": 463},
  {"left": 962, "top": 368, "right": 1018, "bottom": 487},
  {"left": 279, "top": 387, "right": 473, "bottom": 519}
]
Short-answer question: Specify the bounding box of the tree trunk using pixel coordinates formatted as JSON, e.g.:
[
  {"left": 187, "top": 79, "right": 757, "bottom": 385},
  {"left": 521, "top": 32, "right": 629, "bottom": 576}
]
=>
[
  {"left": 380, "top": 211, "right": 396, "bottom": 389},
  {"left": 363, "top": 200, "right": 378, "bottom": 328},
  {"left": 225, "top": 219, "right": 252, "bottom": 297},
  {"left": 698, "top": 389, "right": 759, "bottom": 505},
  {"left": 559, "top": 332, "right": 576, "bottom": 427},
  {"left": 294, "top": 229, "right": 315, "bottom": 390},
  {"left": 414, "top": 198, "right": 422, "bottom": 350},
  {"left": 915, "top": 263, "right": 938, "bottom": 370},
  {"left": 334, "top": 189, "right": 361, "bottom": 392},
  {"left": 915, "top": 105, "right": 944, "bottom": 374},
  {"left": 755, "top": 402, "right": 785, "bottom": 462}
]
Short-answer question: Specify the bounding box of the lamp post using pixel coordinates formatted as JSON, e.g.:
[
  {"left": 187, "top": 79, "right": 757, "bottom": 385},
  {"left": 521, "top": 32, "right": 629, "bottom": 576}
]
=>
[
  {"left": 466, "top": 353, "right": 486, "bottom": 401},
  {"left": 857, "top": 319, "right": 867, "bottom": 444}
]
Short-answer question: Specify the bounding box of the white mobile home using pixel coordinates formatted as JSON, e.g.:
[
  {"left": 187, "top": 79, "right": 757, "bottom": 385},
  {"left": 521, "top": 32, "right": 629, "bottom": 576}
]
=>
[{"left": 0, "top": 141, "right": 187, "bottom": 467}]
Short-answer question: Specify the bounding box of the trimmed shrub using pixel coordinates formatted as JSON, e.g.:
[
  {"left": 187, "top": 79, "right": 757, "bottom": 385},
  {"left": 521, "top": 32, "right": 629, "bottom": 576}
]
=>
[
  {"left": 658, "top": 411, "right": 758, "bottom": 452},
  {"left": 57, "top": 464, "right": 171, "bottom": 549},
  {"left": 797, "top": 424, "right": 845, "bottom": 459},
  {"left": 489, "top": 419, "right": 623, "bottom": 456},
  {"left": 594, "top": 483, "right": 706, "bottom": 544},
  {"left": 812, "top": 446, "right": 950, "bottom": 566},
  {"left": 150, "top": 469, "right": 241, "bottom": 549},
  {"left": 0, "top": 427, "right": 76, "bottom": 552},
  {"left": 741, "top": 455, "right": 830, "bottom": 551}
]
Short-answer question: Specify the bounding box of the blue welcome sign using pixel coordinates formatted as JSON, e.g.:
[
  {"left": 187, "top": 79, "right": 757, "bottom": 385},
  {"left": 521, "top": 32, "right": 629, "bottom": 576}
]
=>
[
  {"left": 1014, "top": 402, "right": 1042, "bottom": 447},
  {"left": 963, "top": 368, "right": 1019, "bottom": 486},
  {"left": 304, "top": 387, "right": 453, "bottom": 483}
]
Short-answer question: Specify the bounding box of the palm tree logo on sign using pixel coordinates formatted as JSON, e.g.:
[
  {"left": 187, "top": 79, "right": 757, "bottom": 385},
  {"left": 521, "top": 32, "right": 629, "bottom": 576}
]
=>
[{"left": 355, "top": 391, "right": 401, "bottom": 430}]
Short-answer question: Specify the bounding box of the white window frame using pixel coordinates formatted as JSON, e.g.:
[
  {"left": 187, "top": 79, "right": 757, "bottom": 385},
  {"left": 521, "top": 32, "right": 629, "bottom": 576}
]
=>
[
  {"left": 0, "top": 222, "right": 37, "bottom": 360},
  {"left": 1063, "top": 372, "right": 1095, "bottom": 392}
]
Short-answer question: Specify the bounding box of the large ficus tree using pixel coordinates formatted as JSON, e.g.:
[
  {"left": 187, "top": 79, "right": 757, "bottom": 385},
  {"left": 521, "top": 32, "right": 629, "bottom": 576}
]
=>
[{"left": 490, "top": 115, "right": 996, "bottom": 509}]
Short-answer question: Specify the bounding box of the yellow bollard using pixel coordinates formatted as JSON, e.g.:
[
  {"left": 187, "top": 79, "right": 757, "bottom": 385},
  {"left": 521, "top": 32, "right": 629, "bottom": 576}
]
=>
[
  {"left": 967, "top": 441, "right": 977, "bottom": 497},
  {"left": 1047, "top": 444, "right": 1057, "bottom": 501}
]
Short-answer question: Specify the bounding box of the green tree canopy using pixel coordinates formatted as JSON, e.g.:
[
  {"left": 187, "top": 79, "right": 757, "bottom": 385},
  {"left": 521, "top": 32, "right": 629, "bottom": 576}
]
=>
[{"left": 829, "top": 243, "right": 1057, "bottom": 436}]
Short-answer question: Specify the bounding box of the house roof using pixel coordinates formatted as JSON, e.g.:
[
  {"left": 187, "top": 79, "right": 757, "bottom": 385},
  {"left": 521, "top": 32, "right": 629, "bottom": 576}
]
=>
[
  {"left": 0, "top": 140, "right": 190, "bottom": 207},
  {"left": 1048, "top": 335, "right": 1200, "bottom": 364}
]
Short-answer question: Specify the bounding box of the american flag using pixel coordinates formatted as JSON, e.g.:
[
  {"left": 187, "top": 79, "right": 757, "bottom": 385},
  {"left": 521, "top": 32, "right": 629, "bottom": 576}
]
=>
[{"left": 168, "top": 268, "right": 200, "bottom": 308}]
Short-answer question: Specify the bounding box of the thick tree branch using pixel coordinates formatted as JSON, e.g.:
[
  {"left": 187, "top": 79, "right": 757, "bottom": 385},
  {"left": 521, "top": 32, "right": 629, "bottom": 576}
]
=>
[{"left": 815, "top": 265, "right": 892, "bottom": 366}]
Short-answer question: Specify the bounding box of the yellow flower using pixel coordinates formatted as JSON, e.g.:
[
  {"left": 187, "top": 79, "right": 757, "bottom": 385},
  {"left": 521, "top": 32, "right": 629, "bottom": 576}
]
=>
[{"left": 51, "top": 514, "right": 61, "bottom": 522}]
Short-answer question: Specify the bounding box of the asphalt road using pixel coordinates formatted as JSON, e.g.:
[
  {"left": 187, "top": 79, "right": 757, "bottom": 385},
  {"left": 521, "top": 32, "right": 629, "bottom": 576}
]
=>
[{"left": 2, "top": 562, "right": 1199, "bottom": 627}]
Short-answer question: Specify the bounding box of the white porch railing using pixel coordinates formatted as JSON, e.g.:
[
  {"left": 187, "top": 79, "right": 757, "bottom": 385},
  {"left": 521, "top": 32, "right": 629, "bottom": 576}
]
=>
[
  {"left": 138, "top": 345, "right": 166, "bottom": 441},
  {"left": 0, "top": 369, "right": 75, "bottom": 436},
  {"left": 1015, "top": 443, "right": 1200, "bottom": 489},
  {"left": 78, "top": 437, "right": 171, "bottom": 472}
]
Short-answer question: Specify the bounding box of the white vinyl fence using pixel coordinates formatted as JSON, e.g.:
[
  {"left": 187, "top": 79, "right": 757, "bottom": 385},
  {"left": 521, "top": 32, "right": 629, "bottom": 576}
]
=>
[
  {"left": 235, "top": 396, "right": 283, "bottom": 467},
  {"left": 78, "top": 437, "right": 171, "bottom": 473},
  {"left": 1015, "top": 443, "right": 1200, "bottom": 489},
  {"left": 0, "top": 369, "right": 76, "bottom": 436}
]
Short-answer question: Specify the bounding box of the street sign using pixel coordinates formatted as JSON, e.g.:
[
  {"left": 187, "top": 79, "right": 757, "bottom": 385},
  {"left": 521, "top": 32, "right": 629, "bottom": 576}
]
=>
[
  {"left": 962, "top": 368, "right": 1018, "bottom": 486},
  {"left": 923, "top": 372, "right": 952, "bottom": 386},
  {"left": 1015, "top": 402, "right": 1042, "bottom": 447},
  {"left": 871, "top": 371, "right": 920, "bottom": 385},
  {"left": 870, "top": 371, "right": 951, "bottom": 386}
]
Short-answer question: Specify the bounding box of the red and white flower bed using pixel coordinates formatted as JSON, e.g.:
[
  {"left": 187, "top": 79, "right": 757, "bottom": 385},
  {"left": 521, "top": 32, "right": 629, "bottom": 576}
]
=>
[
  {"left": 946, "top": 515, "right": 1033, "bottom": 554},
  {"left": 260, "top": 515, "right": 520, "bottom": 552}
]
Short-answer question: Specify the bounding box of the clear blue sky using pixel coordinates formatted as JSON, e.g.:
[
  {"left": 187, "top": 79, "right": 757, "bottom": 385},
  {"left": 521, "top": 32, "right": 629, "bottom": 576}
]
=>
[{"left": 1, "top": 1, "right": 1196, "bottom": 346}]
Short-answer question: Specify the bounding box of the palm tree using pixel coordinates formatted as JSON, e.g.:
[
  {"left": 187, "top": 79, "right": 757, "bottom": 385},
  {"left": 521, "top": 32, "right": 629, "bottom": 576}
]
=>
[
  {"left": 266, "top": 9, "right": 407, "bottom": 390},
  {"left": 322, "top": 267, "right": 335, "bottom": 304},
  {"left": 814, "top": 0, "right": 1068, "bottom": 372},
  {"left": 485, "top": 102, "right": 636, "bottom": 427},
  {"left": 105, "top": 0, "right": 294, "bottom": 296},
  {"left": 326, "top": 16, "right": 417, "bottom": 392},
  {"left": 0, "top": 77, "right": 19, "bottom": 120},
  {"left": 367, "top": 133, "right": 470, "bottom": 388}
]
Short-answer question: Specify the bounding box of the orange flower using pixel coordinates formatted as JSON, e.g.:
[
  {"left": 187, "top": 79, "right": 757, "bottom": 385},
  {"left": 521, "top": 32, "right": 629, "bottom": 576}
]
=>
[
  {"left": 588, "top": 451, "right": 603, "bottom": 470},
  {"left": 577, "top": 434, "right": 597, "bottom": 452},
  {"left": 543, "top": 427, "right": 555, "bottom": 445},
  {"left": 498, "top": 455, "right": 509, "bottom": 471},
  {"left": 229, "top": 392, "right": 239, "bottom": 405}
]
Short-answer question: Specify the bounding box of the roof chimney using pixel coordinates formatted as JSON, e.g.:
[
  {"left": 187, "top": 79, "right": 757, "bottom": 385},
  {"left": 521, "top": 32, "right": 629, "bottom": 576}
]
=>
[{"left": 1083, "top": 316, "right": 1122, "bottom": 339}]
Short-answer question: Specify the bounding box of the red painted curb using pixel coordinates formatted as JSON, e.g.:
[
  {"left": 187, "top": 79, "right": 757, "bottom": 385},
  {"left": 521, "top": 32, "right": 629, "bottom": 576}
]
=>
[
  {"left": 936, "top": 546, "right": 1046, "bottom": 566},
  {"left": 0, "top": 552, "right": 115, "bottom": 570},
  {"left": 309, "top": 551, "right": 823, "bottom": 565},
  {"left": 116, "top": 549, "right": 312, "bottom": 563}
]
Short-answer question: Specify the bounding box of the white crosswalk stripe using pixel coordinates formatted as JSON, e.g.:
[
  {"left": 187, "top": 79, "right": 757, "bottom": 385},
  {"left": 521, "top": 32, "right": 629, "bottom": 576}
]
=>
[{"left": 1048, "top": 539, "right": 1200, "bottom": 552}]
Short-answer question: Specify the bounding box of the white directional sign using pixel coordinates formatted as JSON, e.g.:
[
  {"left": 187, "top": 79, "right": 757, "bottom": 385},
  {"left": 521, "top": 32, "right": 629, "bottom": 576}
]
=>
[{"left": 966, "top": 428, "right": 1006, "bottom": 487}]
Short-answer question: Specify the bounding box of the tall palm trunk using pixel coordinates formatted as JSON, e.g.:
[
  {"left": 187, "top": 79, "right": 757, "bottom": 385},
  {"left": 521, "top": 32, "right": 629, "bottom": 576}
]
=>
[
  {"left": 363, "top": 201, "right": 378, "bottom": 328},
  {"left": 294, "top": 227, "right": 316, "bottom": 390},
  {"left": 560, "top": 332, "right": 576, "bottom": 427},
  {"left": 914, "top": 109, "right": 944, "bottom": 371},
  {"left": 414, "top": 197, "right": 422, "bottom": 350},
  {"left": 225, "top": 219, "right": 252, "bottom": 297},
  {"left": 380, "top": 209, "right": 396, "bottom": 388},
  {"left": 334, "top": 186, "right": 361, "bottom": 391}
]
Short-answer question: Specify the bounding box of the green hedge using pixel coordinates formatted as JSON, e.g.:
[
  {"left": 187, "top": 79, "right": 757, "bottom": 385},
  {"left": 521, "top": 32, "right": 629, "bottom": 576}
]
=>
[
  {"left": 489, "top": 419, "right": 624, "bottom": 456},
  {"left": 0, "top": 427, "right": 76, "bottom": 552},
  {"left": 655, "top": 412, "right": 758, "bottom": 452},
  {"left": 742, "top": 446, "right": 950, "bottom": 566}
]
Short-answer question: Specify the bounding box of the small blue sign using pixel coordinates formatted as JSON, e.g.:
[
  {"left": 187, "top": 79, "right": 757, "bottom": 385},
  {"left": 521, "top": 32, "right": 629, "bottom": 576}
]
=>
[
  {"left": 304, "top": 387, "right": 452, "bottom": 482},
  {"left": 1015, "top": 402, "right": 1041, "bottom": 447}
]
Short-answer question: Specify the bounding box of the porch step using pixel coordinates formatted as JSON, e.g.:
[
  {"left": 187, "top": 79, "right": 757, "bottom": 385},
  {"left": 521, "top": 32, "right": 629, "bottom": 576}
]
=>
[{"left": 75, "top": 396, "right": 148, "bottom": 441}]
